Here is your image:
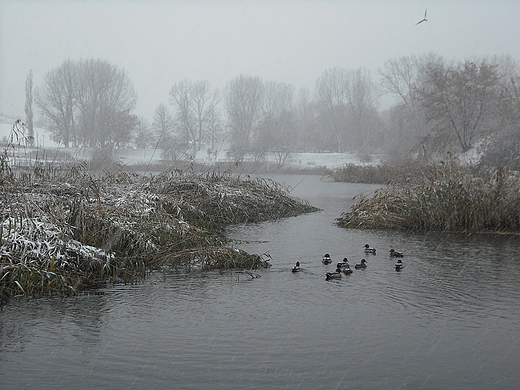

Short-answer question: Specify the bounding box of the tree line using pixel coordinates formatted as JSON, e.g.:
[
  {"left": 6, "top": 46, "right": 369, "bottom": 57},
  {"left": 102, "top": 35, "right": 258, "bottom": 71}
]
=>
[{"left": 33, "top": 55, "right": 520, "bottom": 168}]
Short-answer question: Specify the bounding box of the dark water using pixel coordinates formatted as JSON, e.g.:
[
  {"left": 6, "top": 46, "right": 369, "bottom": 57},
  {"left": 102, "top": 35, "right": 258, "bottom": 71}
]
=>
[{"left": 1, "top": 174, "right": 520, "bottom": 389}]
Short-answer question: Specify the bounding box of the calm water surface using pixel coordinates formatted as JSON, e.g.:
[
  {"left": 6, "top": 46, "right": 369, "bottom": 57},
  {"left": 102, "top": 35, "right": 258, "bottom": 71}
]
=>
[{"left": 1, "top": 174, "right": 520, "bottom": 389}]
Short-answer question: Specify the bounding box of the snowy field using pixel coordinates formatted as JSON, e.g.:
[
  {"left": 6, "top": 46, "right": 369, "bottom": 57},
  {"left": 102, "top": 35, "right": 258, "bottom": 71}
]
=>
[{"left": 0, "top": 121, "right": 381, "bottom": 169}]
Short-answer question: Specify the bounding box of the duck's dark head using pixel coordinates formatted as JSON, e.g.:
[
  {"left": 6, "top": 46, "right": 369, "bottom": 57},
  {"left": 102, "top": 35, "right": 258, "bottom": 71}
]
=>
[{"left": 364, "top": 244, "right": 370, "bottom": 248}]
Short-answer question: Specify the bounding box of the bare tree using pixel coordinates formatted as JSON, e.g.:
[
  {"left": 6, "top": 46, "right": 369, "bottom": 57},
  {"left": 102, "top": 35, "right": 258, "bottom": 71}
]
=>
[
  {"left": 252, "top": 81, "right": 295, "bottom": 166},
  {"left": 203, "top": 98, "right": 224, "bottom": 151},
  {"left": 25, "top": 70, "right": 34, "bottom": 146},
  {"left": 75, "top": 59, "right": 137, "bottom": 148},
  {"left": 134, "top": 117, "right": 153, "bottom": 149},
  {"left": 294, "top": 87, "right": 319, "bottom": 152},
  {"left": 36, "top": 60, "right": 77, "bottom": 147},
  {"left": 315, "top": 67, "right": 349, "bottom": 152},
  {"left": 479, "top": 56, "right": 520, "bottom": 169},
  {"left": 315, "top": 67, "right": 380, "bottom": 153},
  {"left": 379, "top": 54, "right": 443, "bottom": 159},
  {"left": 225, "top": 75, "right": 264, "bottom": 161},
  {"left": 37, "top": 59, "right": 137, "bottom": 148},
  {"left": 151, "top": 103, "right": 184, "bottom": 161},
  {"left": 169, "top": 79, "right": 220, "bottom": 155},
  {"left": 493, "top": 55, "right": 520, "bottom": 129},
  {"left": 418, "top": 59, "right": 500, "bottom": 152},
  {"left": 151, "top": 103, "right": 175, "bottom": 142},
  {"left": 344, "top": 67, "right": 379, "bottom": 152}
]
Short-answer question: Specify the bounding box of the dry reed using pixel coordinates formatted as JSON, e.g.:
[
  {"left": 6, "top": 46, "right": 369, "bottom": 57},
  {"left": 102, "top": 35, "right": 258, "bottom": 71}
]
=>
[
  {"left": 2, "top": 134, "right": 316, "bottom": 299},
  {"left": 336, "top": 162, "right": 520, "bottom": 233}
]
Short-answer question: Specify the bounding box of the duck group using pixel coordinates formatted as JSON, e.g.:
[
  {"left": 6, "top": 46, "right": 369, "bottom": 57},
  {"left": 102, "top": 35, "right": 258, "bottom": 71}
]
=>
[
  {"left": 318, "top": 245, "right": 406, "bottom": 279},
  {"left": 291, "top": 246, "right": 406, "bottom": 280},
  {"left": 337, "top": 258, "right": 353, "bottom": 275}
]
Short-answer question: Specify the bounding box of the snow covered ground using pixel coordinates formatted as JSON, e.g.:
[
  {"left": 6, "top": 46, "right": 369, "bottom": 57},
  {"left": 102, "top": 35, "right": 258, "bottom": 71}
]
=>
[{"left": 0, "top": 121, "right": 382, "bottom": 169}]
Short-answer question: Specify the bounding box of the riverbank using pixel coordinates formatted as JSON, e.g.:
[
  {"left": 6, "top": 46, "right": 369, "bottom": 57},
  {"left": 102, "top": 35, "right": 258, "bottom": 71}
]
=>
[
  {"left": 334, "top": 161, "right": 520, "bottom": 233},
  {"left": 0, "top": 166, "right": 318, "bottom": 300}
]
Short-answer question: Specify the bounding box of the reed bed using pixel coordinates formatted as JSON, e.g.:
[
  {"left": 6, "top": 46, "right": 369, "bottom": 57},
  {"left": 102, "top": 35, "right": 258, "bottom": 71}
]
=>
[
  {"left": 336, "top": 162, "right": 520, "bottom": 233},
  {"left": 325, "top": 162, "right": 431, "bottom": 184},
  {"left": 1, "top": 154, "right": 314, "bottom": 299}
]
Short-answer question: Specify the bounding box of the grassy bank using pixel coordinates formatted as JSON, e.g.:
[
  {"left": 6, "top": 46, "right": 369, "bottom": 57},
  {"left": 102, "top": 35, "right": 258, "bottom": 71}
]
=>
[
  {"left": 335, "top": 162, "right": 520, "bottom": 233},
  {"left": 325, "top": 162, "right": 430, "bottom": 184},
  {"left": 126, "top": 160, "right": 329, "bottom": 176},
  {"left": 1, "top": 161, "right": 318, "bottom": 300}
]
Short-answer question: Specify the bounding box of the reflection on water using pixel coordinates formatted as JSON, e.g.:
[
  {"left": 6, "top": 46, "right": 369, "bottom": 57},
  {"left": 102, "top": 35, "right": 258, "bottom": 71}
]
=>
[{"left": 1, "top": 174, "right": 520, "bottom": 389}]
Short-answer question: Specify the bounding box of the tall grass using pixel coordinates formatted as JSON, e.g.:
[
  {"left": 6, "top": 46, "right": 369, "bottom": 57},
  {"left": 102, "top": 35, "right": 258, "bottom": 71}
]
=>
[
  {"left": 325, "top": 161, "right": 432, "bottom": 184},
  {"left": 2, "top": 125, "right": 316, "bottom": 299},
  {"left": 336, "top": 161, "right": 520, "bottom": 232}
]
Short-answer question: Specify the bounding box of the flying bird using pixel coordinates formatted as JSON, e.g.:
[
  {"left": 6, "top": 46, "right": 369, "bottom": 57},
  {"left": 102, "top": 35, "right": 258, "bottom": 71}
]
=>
[{"left": 416, "top": 8, "right": 428, "bottom": 25}]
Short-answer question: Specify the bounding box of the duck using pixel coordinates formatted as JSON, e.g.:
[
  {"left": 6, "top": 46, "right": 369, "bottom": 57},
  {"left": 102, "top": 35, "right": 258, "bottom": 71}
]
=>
[
  {"left": 354, "top": 259, "right": 367, "bottom": 269},
  {"left": 336, "top": 258, "right": 350, "bottom": 269},
  {"left": 326, "top": 267, "right": 342, "bottom": 280},
  {"left": 322, "top": 254, "right": 332, "bottom": 264},
  {"left": 342, "top": 264, "right": 353, "bottom": 275},
  {"left": 364, "top": 244, "right": 377, "bottom": 254},
  {"left": 389, "top": 249, "right": 404, "bottom": 257},
  {"left": 292, "top": 261, "right": 302, "bottom": 273},
  {"left": 394, "top": 259, "right": 404, "bottom": 271}
]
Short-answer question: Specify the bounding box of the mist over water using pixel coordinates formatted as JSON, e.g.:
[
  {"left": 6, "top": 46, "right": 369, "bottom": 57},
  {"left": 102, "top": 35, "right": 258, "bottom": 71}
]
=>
[{"left": 1, "top": 174, "right": 519, "bottom": 389}]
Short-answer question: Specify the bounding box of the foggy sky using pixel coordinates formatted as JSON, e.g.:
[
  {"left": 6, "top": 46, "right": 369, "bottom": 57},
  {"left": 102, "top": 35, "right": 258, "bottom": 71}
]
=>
[{"left": 1, "top": 0, "right": 520, "bottom": 120}]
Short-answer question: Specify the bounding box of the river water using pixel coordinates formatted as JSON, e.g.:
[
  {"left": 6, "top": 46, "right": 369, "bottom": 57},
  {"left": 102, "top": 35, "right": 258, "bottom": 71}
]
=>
[{"left": 1, "top": 174, "right": 520, "bottom": 389}]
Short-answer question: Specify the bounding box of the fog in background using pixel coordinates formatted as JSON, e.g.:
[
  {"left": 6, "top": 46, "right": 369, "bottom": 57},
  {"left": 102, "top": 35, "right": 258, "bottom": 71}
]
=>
[{"left": 2, "top": 0, "right": 520, "bottom": 119}]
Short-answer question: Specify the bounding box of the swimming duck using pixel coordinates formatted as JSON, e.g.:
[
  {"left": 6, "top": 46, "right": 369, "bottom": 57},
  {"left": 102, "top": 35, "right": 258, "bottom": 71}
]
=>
[
  {"left": 342, "top": 264, "right": 353, "bottom": 275},
  {"left": 354, "top": 259, "right": 367, "bottom": 269},
  {"left": 394, "top": 259, "right": 403, "bottom": 271},
  {"left": 292, "top": 261, "right": 302, "bottom": 273},
  {"left": 364, "top": 244, "right": 377, "bottom": 254},
  {"left": 322, "top": 254, "right": 332, "bottom": 264},
  {"left": 326, "top": 267, "right": 342, "bottom": 280},
  {"left": 337, "top": 258, "right": 350, "bottom": 268},
  {"left": 389, "top": 249, "right": 404, "bottom": 257}
]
